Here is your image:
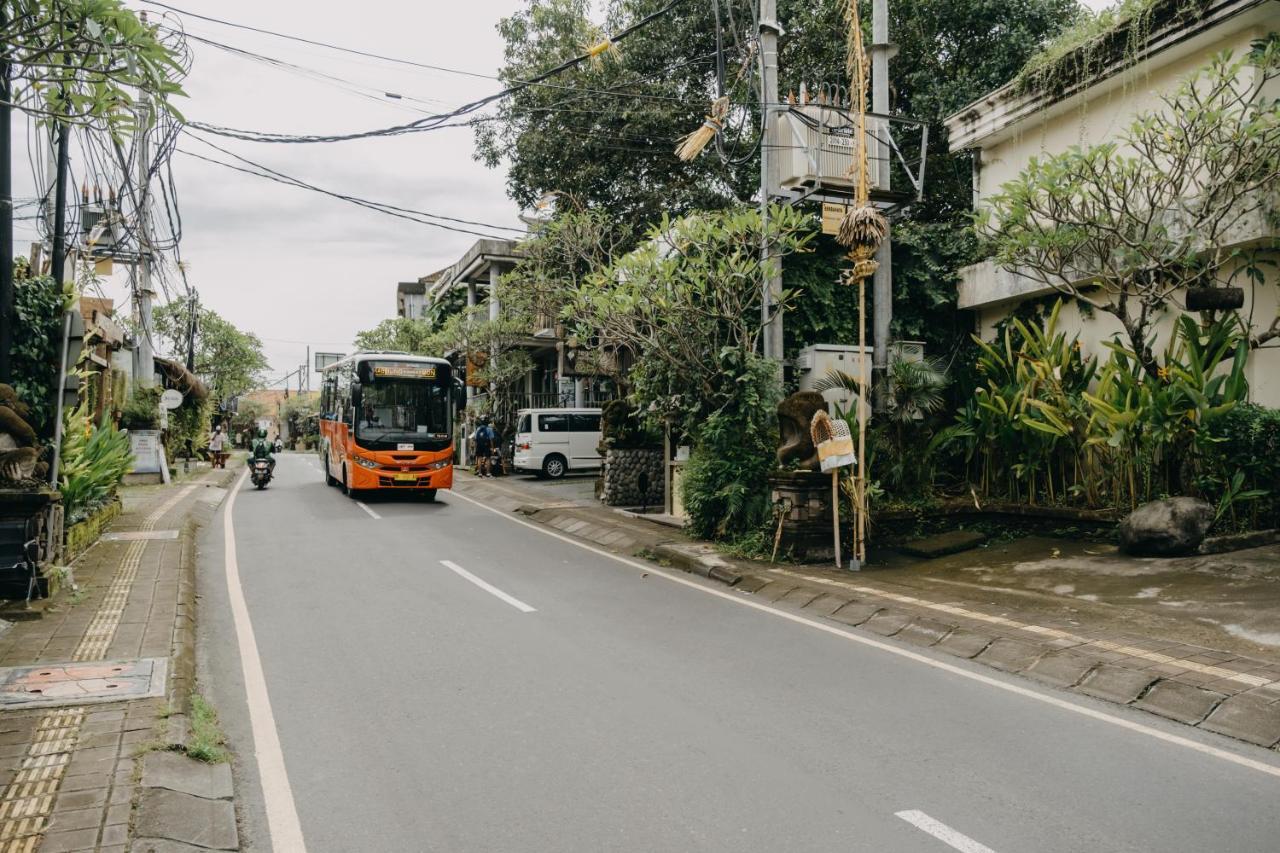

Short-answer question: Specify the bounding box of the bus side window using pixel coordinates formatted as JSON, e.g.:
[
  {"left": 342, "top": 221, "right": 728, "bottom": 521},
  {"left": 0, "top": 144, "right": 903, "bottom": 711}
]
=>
[{"left": 336, "top": 371, "right": 352, "bottom": 426}]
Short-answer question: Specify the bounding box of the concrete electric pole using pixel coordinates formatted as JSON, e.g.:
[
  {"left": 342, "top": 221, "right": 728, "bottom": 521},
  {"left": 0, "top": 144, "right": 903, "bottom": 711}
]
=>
[
  {"left": 134, "top": 83, "right": 156, "bottom": 388},
  {"left": 871, "top": 0, "right": 894, "bottom": 388},
  {"left": 758, "top": 0, "right": 784, "bottom": 367}
]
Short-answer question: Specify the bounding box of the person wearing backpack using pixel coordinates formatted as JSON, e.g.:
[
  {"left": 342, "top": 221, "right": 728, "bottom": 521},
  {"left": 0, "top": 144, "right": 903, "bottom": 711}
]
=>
[{"left": 473, "top": 418, "right": 497, "bottom": 478}]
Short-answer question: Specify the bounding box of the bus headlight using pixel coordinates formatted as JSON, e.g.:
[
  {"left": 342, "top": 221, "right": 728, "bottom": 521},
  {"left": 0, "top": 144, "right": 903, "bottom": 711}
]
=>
[
  {"left": 353, "top": 456, "right": 379, "bottom": 469},
  {"left": 427, "top": 460, "right": 449, "bottom": 470}
]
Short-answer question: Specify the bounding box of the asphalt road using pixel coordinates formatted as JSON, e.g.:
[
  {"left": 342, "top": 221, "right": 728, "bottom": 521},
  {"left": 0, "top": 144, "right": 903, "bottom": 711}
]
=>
[{"left": 198, "top": 453, "right": 1280, "bottom": 852}]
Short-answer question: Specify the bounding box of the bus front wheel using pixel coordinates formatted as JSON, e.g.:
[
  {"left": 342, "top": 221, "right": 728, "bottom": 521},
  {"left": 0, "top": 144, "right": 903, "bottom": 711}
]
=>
[
  {"left": 420, "top": 489, "right": 437, "bottom": 502},
  {"left": 325, "top": 456, "right": 338, "bottom": 487}
]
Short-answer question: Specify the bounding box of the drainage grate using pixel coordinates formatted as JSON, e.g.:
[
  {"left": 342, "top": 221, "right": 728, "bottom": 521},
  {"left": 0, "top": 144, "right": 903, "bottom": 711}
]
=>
[{"left": 0, "top": 659, "right": 166, "bottom": 709}]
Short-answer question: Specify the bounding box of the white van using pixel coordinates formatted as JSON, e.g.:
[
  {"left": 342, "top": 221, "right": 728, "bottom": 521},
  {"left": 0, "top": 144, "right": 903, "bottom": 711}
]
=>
[{"left": 512, "top": 408, "right": 603, "bottom": 478}]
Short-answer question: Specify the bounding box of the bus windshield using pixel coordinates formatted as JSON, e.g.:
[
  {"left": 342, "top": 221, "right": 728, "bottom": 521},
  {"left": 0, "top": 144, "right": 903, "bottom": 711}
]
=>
[{"left": 356, "top": 379, "right": 451, "bottom": 450}]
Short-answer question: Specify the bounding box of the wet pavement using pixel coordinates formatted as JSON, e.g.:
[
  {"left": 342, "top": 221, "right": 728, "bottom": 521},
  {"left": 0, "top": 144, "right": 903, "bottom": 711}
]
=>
[{"left": 869, "top": 535, "right": 1280, "bottom": 663}]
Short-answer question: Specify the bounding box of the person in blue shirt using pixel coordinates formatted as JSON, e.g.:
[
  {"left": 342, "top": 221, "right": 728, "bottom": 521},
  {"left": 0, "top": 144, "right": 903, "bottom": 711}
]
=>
[{"left": 473, "top": 418, "right": 496, "bottom": 478}]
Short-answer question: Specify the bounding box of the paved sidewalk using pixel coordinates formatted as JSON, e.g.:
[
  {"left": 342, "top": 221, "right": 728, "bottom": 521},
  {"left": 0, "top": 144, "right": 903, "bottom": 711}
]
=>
[
  {"left": 0, "top": 464, "right": 238, "bottom": 853},
  {"left": 455, "top": 472, "right": 1280, "bottom": 752}
]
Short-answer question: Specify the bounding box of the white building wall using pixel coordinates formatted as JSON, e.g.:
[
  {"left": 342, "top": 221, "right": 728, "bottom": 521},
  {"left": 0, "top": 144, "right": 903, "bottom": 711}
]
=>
[{"left": 962, "top": 17, "right": 1280, "bottom": 407}]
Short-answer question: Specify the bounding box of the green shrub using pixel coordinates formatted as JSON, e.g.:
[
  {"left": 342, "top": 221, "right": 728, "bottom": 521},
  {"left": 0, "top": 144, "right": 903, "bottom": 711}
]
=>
[
  {"left": 680, "top": 356, "right": 781, "bottom": 540},
  {"left": 165, "top": 397, "right": 213, "bottom": 460},
  {"left": 120, "top": 387, "right": 161, "bottom": 430},
  {"left": 60, "top": 404, "right": 133, "bottom": 523},
  {"left": 11, "top": 271, "right": 68, "bottom": 437},
  {"left": 601, "top": 399, "right": 658, "bottom": 450},
  {"left": 1202, "top": 403, "right": 1280, "bottom": 529}
]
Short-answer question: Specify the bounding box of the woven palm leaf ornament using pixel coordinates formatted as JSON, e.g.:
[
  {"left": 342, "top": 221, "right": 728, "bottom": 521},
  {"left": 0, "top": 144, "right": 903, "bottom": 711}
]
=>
[
  {"left": 836, "top": 0, "right": 887, "bottom": 269},
  {"left": 810, "top": 410, "right": 855, "bottom": 472}
]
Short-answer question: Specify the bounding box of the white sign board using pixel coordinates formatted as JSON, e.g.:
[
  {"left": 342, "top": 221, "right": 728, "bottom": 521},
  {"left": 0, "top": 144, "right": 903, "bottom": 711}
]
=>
[
  {"left": 315, "top": 352, "right": 345, "bottom": 371},
  {"left": 129, "top": 430, "right": 163, "bottom": 474},
  {"left": 160, "top": 389, "right": 184, "bottom": 410}
]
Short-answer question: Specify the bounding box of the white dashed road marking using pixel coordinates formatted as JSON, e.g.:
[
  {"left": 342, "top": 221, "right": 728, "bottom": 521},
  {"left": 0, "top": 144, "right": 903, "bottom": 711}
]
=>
[
  {"left": 439, "top": 560, "right": 537, "bottom": 613},
  {"left": 895, "top": 810, "right": 999, "bottom": 853}
]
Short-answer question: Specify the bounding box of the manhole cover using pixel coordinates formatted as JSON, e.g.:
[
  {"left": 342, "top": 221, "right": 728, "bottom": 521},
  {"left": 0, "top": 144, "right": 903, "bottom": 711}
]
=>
[
  {"left": 100, "top": 530, "right": 180, "bottom": 541},
  {"left": 0, "top": 658, "right": 167, "bottom": 708}
]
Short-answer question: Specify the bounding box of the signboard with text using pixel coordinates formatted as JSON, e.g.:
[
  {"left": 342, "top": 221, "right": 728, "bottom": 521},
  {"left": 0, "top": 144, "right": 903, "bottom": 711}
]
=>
[{"left": 315, "top": 352, "right": 345, "bottom": 371}]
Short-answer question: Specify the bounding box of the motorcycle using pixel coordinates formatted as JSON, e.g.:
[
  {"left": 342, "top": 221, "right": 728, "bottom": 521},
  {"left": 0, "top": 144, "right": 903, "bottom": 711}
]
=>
[{"left": 250, "top": 458, "right": 273, "bottom": 490}]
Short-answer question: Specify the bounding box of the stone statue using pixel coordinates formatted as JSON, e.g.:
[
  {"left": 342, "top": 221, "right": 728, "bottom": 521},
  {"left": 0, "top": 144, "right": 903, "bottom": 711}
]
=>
[{"left": 776, "top": 391, "right": 826, "bottom": 471}]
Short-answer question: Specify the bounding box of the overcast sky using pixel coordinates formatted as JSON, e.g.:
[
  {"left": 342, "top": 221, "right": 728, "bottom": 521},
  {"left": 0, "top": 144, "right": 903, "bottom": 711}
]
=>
[
  {"left": 16, "top": 0, "right": 529, "bottom": 391},
  {"left": 11, "top": 0, "right": 1115, "bottom": 391}
]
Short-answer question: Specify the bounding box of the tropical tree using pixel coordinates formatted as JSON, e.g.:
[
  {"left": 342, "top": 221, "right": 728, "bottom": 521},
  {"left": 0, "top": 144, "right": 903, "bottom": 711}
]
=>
[
  {"left": 354, "top": 317, "right": 436, "bottom": 355},
  {"left": 474, "top": 0, "right": 758, "bottom": 232},
  {"left": 980, "top": 43, "right": 1280, "bottom": 379},
  {"left": 151, "top": 297, "right": 268, "bottom": 406},
  {"left": 479, "top": 0, "right": 1083, "bottom": 359},
  {"left": 498, "top": 202, "right": 634, "bottom": 332},
  {"left": 1, "top": 0, "right": 187, "bottom": 132},
  {"left": 576, "top": 204, "right": 814, "bottom": 538}
]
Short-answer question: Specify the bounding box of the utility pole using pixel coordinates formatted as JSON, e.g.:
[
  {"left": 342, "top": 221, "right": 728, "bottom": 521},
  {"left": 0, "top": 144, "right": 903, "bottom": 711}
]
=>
[
  {"left": 47, "top": 119, "right": 71, "bottom": 488},
  {"left": 133, "top": 67, "right": 155, "bottom": 387},
  {"left": 871, "top": 0, "right": 894, "bottom": 390},
  {"left": 758, "top": 0, "right": 783, "bottom": 367},
  {"left": 305, "top": 345, "right": 310, "bottom": 393},
  {"left": 0, "top": 6, "right": 14, "bottom": 384},
  {"left": 185, "top": 291, "right": 198, "bottom": 372}
]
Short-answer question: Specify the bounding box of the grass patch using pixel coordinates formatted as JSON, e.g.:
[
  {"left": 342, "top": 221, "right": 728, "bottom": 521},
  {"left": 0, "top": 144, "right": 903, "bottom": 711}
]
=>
[{"left": 187, "top": 693, "right": 230, "bottom": 764}]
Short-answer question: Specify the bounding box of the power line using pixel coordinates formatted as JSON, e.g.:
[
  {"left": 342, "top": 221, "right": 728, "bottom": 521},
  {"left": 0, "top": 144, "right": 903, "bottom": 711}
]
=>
[
  {"left": 175, "top": 137, "right": 521, "bottom": 239},
  {"left": 140, "top": 1, "right": 504, "bottom": 82},
  {"left": 158, "top": 0, "right": 689, "bottom": 144}
]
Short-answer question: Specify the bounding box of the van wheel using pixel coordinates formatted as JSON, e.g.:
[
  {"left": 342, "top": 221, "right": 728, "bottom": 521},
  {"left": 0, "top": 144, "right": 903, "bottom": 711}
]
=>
[{"left": 542, "top": 454, "right": 567, "bottom": 479}]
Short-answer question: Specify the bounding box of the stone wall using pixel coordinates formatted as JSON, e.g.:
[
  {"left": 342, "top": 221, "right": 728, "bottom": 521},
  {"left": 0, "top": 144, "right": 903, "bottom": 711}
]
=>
[{"left": 601, "top": 448, "right": 664, "bottom": 507}]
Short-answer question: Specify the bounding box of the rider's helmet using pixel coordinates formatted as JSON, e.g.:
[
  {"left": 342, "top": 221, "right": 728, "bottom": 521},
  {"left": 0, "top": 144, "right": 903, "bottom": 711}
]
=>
[{"left": 257, "top": 427, "right": 268, "bottom": 440}]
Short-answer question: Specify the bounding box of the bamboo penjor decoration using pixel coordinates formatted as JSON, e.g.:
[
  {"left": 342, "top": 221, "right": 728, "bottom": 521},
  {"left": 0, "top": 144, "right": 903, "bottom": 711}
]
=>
[{"left": 835, "top": 0, "right": 884, "bottom": 566}]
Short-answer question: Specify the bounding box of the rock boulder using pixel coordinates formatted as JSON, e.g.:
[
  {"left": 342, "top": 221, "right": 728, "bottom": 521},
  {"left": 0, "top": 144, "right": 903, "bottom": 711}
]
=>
[{"left": 1119, "top": 497, "right": 1213, "bottom": 556}]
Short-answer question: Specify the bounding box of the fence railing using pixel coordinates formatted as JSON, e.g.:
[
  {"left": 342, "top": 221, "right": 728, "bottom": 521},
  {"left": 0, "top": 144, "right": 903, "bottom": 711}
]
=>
[{"left": 468, "top": 390, "right": 612, "bottom": 411}]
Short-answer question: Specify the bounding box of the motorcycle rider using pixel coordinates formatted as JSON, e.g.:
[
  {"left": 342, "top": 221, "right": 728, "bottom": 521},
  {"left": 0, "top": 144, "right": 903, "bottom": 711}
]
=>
[{"left": 250, "top": 428, "right": 276, "bottom": 478}]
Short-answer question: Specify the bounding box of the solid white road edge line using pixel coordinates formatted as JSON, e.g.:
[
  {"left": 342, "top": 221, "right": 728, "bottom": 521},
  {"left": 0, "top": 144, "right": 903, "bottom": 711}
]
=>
[
  {"left": 439, "top": 559, "right": 537, "bottom": 613},
  {"left": 224, "top": 468, "right": 309, "bottom": 852},
  {"left": 445, "top": 489, "right": 1280, "bottom": 780},
  {"left": 355, "top": 501, "right": 381, "bottom": 520},
  {"left": 895, "top": 810, "right": 999, "bottom": 853}
]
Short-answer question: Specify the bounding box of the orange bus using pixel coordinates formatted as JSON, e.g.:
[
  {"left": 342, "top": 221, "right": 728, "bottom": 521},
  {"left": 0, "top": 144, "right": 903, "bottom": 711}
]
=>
[{"left": 318, "top": 352, "right": 456, "bottom": 500}]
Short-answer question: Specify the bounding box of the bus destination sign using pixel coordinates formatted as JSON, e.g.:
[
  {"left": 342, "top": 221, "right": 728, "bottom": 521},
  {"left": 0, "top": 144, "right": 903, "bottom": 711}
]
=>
[{"left": 371, "top": 362, "right": 437, "bottom": 380}]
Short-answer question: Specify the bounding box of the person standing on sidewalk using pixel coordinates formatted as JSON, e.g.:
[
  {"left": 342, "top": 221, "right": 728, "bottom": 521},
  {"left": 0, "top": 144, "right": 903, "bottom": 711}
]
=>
[
  {"left": 208, "top": 425, "right": 227, "bottom": 468},
  {"left": 474, "top": 418, "right": 496, "bottom": 478}
]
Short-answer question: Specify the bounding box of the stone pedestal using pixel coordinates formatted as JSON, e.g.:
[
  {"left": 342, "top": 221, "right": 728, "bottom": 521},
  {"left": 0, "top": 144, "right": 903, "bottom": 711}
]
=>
[
  {"left": 769, "top": 470, "right": 840, "bottom": 563},
  {"left": 602, "top": 448, "right": 665, "bottom": 507}
]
